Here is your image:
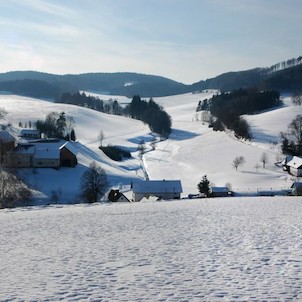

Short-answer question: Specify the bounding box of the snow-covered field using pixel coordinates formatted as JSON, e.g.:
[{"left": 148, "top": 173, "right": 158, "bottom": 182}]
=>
[{"left": 1, "top": 197, "right": 301, "bottom": 301}]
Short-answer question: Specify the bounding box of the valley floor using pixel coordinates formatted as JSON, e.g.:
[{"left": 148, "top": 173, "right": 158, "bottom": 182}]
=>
[{"left": 1, "top": 197, "right": 301, "bottom": 301}]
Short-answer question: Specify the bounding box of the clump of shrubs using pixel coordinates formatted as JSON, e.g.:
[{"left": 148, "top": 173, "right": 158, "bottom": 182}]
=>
[{"left": 100, "top": 145, "right": 131, "bottom": 161}]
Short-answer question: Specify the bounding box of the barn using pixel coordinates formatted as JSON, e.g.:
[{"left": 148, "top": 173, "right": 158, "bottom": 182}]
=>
[
  {"left": 59, "top": 142, "right": 78, "bottom": 167},
  {"left": 132, "top": 180, "right": 183, "bottom": 202}
]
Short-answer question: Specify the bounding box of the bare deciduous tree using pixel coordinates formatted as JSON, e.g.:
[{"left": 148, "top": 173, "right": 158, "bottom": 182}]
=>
[
  {"left": 232, "top": 156, "right": 245, "bottom": 171},
  {"left": 66, "top": 116, "right": 75, "bottom": 141},
  {"left": 80, "top": 161, "right": 108, "bottom": 203},
  {"left": 281, "top": 114, "right": 302, "bottom": 155},
  {"left": 0, "top": 170, "right": 31, "bottom": 208},
  {"left": 0, "top": 107, "right": 8, "bottom": 120},
  {"left": 292, "top": 94, "right": 302, "bottom": 106},
  {"left": 98, "top": 130, "right": 105, "bottom": 147},
  {"left": 260, "top": 152, "right": 268, "bottom": 168}
]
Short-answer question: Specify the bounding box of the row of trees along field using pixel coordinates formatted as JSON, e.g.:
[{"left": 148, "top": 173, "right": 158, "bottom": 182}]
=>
[
  {"left": 198, "top": 88, "right": 281, "bottom": 140},
  {"left": 57, "top": 92, "right": 172, "bottom": 138}
]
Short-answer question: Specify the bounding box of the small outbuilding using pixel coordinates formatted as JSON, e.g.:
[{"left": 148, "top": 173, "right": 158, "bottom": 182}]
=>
[
  {"left": 210, "top": 187, "right": 231, "bottom": 197},
  {"left": 108, "top": 189, "right": 131, "bottom": 202},
  {"left": 132, "top": 180, "right": 183, "bottom": 202},
  {"left": 60, "top": 142, "right": 78, "bottom": 167}
]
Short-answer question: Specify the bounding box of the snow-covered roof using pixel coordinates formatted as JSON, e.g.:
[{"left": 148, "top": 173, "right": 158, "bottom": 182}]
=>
[
  {"left": 0, "top": 130, "right": 15, "bottom": 142},
  {"left": 132, "top": 180, "right": 182, "bottom": 194},
  {"left": 211, "top": 187, "right": 229, "bottom": 193},
  {"left": 286, "top": 156, "right": 302, "bottom": 169},
  {"left": 15, "top": 144, "right": 35, "bottom": 155},
  {"left": 19, "top": 129, "right": 40, "bottom": 136},
  {"left": 59, "top": 141, "right": 78, "bottom": 155},
  {"left": 291, "top": 182, "right": 302, "bottom": 188},
  {"left": 34, "top": 148, "right": 60, "bottom": 159}
]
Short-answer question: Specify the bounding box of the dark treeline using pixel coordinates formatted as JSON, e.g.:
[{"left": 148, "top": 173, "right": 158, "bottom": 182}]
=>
[
  {"left": 260, "top": 64, "right": 302, "bottom": 93},
  {"left": 57, "top": 92, "right": 172, "bottom": 138},
  {"left": 125, "top": 95, "right": 172, "bottom": 138},
  {"left": 57, "top": 92, "right": 124, "bottom": 115},
  {"left": 205, "top": 89, "right": 281, "bottom": 140}
]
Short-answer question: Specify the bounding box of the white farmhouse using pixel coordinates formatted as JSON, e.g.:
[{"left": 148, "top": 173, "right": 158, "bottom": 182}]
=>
[
  {"left": 132, "top": 180, "right": 182, "bottom": 202},
  {"left": 285, "top": 156, "right": 302, "bottom": 177}
]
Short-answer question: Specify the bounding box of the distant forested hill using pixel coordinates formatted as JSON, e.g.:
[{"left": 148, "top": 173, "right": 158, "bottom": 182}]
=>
[
  {"left": 192, "top": 56, "right": 302, "bottom": 93},
  {"left": 0, "top": 71, "right": 189, "bottom": 98},
  {"left": 191, "top": 68, "right": 266, "bottom": 92},
  {"left": 0, "top": 56, "right": 301, "bottom": 98}
]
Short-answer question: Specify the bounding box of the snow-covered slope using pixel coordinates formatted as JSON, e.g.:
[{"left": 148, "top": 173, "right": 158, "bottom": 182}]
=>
[
  {"left": 0, "top": 92, "right": 299, "bottom": 201},
  {"left": 0, "top": 94, "right": 150, "bottom": 202},
  {"left": 144, "top": 93, "right": 299, "bottom": 195}
]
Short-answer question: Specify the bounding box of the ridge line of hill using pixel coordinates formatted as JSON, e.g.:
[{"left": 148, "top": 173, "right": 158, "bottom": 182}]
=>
[{"left": 0, "top": 56, "right": 301, "bottom": 98}]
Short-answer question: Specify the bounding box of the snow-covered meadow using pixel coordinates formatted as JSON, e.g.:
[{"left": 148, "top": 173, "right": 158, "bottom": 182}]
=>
[{"left": 1, "top": 197, "right": 301, "bottom": 301}]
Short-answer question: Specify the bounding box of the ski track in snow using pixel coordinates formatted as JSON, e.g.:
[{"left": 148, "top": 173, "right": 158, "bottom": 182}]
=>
[{"left": 1, "top": 197, "right": 301, "bottom": 301}]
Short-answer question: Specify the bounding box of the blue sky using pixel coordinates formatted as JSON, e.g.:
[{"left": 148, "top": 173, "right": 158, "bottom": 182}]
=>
[{"left": 0, "top": 0, "right": 301, "bottom": 83}]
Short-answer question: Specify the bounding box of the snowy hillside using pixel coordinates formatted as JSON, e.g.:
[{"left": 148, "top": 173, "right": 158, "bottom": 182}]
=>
[
  {"left": 0, "top": 91, "right": 300, "bottom": 201},
  {"left": 145, "top": 93, "right": 300, "bottom": 195},
  {"left": 0, "top": 94, "right": 150, "bottom": 202}
]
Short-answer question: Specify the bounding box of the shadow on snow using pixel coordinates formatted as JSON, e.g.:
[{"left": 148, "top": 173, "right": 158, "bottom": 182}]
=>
[{"left": 169, "top": 128, "right": 199, "bottom": 141}]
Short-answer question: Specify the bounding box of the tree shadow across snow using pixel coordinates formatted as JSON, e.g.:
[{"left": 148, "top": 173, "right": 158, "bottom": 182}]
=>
[
  {"left": 240, "top": 170, "right": 270, "bottom": 176},
  {"left": 76, "top": 143, "right": 103, "bottom": 162},
  {"left": 128, "top": 134, "right": 153, "bottom": 145},
  {"left": 250, "top": 131, "right": 278, "bottom": 145},
  {"left": 169, "top": 129, "right": 199, "bottom": 141}
]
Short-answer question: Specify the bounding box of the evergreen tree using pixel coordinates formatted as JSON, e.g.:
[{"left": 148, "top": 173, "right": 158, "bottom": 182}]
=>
[
  {"left": 197, "top": 175, "right": 211, "bottom": 197},
  {"left": 70, "top": 129, "right": 76, "bottom": 141},
  {"left": 56, "top": 112, "right": 67, "bottom": 138}
]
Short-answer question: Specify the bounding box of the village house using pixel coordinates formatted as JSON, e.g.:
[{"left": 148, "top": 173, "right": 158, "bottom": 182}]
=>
[
  {"left": 19, "top": 129, "right": 41, "bottom": 140},
  {"left": 132, "top": 180, "right": 183, "bottom": 202},
  {"left": 284, "top": 156, "right": 302, "bottom": 177},
  {"left": 13, "top": 144, "right": 35, "bottom": 167},
  {"left": 12, "top": 140, "right": 78, "bottom": 169}
]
